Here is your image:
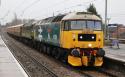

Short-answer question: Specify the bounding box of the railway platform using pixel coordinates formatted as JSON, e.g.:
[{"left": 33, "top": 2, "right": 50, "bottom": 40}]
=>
[
  {"left": 0, "top": 36, "right": 28, "bottom": 77},
  {"left": 104, "top": 44, "right": 125, "bottom": 62}
]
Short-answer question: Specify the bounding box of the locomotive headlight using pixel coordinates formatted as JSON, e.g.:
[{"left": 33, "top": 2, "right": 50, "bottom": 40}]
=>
[
  {"left": 80, "top": 36, "right": 83, "bottom": 39},
  {"left": 92, "top": 36, "right": 95, "bottom": 39},
  {"left": 88, "top": 43, "right": 92, "bottom": 47}
]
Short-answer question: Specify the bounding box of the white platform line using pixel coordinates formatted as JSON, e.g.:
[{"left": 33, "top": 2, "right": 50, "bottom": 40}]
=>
[
  {"left": 106, "top": 54, "right": 125, "bottom": 62},
  {"left": 0, "top": 36, "right": 29, "bottom": 77}
]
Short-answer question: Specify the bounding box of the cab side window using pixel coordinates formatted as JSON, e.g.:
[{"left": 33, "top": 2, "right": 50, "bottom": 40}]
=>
[{"left": 63, "top": 21, "right": 70, "bottom": 31}]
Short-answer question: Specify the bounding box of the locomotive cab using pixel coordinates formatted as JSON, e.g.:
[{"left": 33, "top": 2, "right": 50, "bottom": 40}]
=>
[{"left": 60, "top": 12, "right": 105, "bottom": 66}]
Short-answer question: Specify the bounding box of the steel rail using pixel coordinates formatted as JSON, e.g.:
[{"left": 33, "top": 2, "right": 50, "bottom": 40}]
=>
[{"left": 2, "top": 32, "right": 58, "bottom": 77}]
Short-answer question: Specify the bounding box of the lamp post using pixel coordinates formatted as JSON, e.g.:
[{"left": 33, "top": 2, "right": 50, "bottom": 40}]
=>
[
  {"left": 117, "top": 24, "right": 119, "bottom": 40},
  {"left": 105, "top": 0, "right": 108, "bottom": 40},
  {"left": 0, "top": 0, "right": 1, "bottom": 6},
  {"left": 0, "top": 0, "right": 1, "bottom": 34},
  {"left": 107, "top": 18, "right": 110, "bottom": 40}
]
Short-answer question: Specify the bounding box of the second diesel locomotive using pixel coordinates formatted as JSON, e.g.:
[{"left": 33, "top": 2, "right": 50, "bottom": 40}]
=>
[{"left": 7, "top": 12, "right": 105, "bottom": 67}]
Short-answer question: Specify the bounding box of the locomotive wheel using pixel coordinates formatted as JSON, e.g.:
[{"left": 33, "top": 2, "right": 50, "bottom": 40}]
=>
[
  {"left": 33, "top": 42, "right": 36, "bottom": 49},
  {"left": 37, "top": 42, "right": 41, "bottom": 51},
  {"left": 29, "top": 40, "right": 32, "bottom": 47},
  {"left": 39, "top": 44, "right": 43, "bottom": 53},
  {"left": 61, "top": 50, "right": 68, "bottom": 63},
  {"left": 32, "top": 41, "right": 35, "bottom": 48},
  {"left": 52, "top": 48, "right": 56, "bottom": 57},
  {"left": 43, "top": 45, "right": 47, "bottom": 53},
  {"left": 55, "top": 48, "right": 61, "bottom": 59},
  {"left": 36, "top": 42, "right": 39, "bottom": 50},
  {"left": 28, "top": 39, "right": 31, "bottom": 46},
  {"left": 46, "top": 46, "right": 51, "bottom": 55}
]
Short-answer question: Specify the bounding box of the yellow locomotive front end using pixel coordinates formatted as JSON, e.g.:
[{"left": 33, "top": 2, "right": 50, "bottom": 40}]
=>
[{"left": 60, "top": 12, "right": 105, "bottom": 66}]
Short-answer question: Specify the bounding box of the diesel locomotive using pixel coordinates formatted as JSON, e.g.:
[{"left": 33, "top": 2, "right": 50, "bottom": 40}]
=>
[{"left": 7, "top": 12, "right": 105, "bottom": 67}]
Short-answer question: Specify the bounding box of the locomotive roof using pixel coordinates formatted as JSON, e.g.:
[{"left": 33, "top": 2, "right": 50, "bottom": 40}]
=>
[
  {"left": 23, "top": 20, "right": 36, "bottom": 26},
  {"left": 62, "top": 12, "right": 101, "bottom": 21},
  {"left": 35, "top": 12, "right": 101, "bottom": 25},
  {"left": 35, "top": 14, "right": 65, "bottom": 25},
  {"left": 8, "top": 24, "right": 23, "bottom": 28}
]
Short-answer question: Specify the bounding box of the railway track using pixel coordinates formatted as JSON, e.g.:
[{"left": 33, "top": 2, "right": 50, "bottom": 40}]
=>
[
  {"left": 2, "top": 32, "right": 58, "bottom": 77},
  {"left": 1, "top": 29, "right": 125, "bottom": 77},
  {"left": 1, "top": 33, "right": 118, "bottom": 77},
  {"left": 78, "top": 58, "right": 125, "bottom": 77},
  {"left": 76, "top": 67, "right": 119, "bottom": 77}
]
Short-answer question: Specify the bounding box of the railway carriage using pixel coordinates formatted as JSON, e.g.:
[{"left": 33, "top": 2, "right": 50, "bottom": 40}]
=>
[
  {"left": 7, "top": 24, "right": 23, "bottom": 37},
  {"left": 7, "top": 12, "right": 105, "bottom": 67}
]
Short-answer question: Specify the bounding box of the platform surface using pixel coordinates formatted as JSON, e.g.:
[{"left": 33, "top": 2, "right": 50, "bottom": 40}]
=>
[
  {"left": 0, "top": 36, "right": 28, "bottom": 77},
  {"left": 104, "top": 44, "right": 125, "bottom": 62}
]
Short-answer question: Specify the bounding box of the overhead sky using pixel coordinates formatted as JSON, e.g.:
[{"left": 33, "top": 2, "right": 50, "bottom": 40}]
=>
[{"left": 0, "top": 0, "right": 125, "bottom": 25}]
